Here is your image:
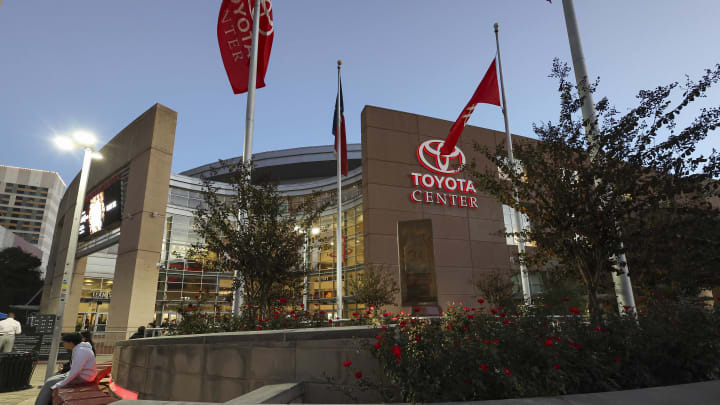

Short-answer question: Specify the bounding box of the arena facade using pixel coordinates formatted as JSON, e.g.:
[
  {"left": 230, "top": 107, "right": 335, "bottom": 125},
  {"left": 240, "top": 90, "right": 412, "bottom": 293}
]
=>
[{"left": 40, "top": 103, "right": 540, "bottom": 346}]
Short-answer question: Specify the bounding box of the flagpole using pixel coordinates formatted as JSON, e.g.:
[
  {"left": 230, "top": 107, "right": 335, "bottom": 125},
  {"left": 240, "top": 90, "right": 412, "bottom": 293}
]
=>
[
  {"left": 494, "top": 23, "right": 532, "bottom": 306},
  {"left": 335, "top": 60, "right": 344, "bottom": 319},
  {"left": 233, "top": 0, "right": 263, "bottom": 316},
  {"left": 561, "top": 0, "right": 636, "bottom": 315}
]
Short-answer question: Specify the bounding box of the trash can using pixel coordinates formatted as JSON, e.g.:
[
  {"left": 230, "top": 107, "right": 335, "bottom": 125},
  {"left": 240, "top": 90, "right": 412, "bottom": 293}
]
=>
[{"left": 0, "top": 351, "right": 38, "bottom": 392}]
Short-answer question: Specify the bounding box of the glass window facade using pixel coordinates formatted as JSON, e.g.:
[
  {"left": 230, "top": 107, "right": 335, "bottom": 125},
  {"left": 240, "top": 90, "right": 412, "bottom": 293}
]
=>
[
  {"left": 76, "top": 277, "right": 113, "bottom": 332},
  {"left": 156, "top": 179, "right": 365, "bottom": 320}
]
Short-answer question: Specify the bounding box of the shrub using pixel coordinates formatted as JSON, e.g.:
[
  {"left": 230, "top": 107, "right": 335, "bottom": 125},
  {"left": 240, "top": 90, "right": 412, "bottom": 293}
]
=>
[{"left": 356, "top": 298, "right": 720, "bottom": 402}]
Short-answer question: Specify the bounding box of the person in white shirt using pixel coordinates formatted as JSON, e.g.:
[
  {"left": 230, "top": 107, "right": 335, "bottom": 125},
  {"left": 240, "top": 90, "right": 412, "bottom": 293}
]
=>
[
  {"left": 35, "top": 333, "right": 97, "bottom": 405},
  {"left": 0, "top": 312, "right": 22, "bottom": 352}
]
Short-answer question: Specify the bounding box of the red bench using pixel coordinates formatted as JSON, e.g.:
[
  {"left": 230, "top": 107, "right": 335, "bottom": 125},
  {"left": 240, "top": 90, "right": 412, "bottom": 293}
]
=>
[{"left": 52, "top": 362, "right": 117, "bottom": 405}]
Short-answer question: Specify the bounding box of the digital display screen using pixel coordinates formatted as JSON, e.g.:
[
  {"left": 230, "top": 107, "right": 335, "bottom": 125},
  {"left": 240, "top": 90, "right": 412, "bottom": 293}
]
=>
[{"left": 79, "top": 177, "right": 122, "bottom": 239}]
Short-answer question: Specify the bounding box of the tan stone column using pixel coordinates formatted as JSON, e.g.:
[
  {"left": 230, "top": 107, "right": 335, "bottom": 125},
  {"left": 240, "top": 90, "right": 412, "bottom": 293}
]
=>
[
  {"left": 105, "top": 105, "right": 176, "bottom": 345},
  {"left": 61, "top": 256, "right": 88, "bottom": 332}
]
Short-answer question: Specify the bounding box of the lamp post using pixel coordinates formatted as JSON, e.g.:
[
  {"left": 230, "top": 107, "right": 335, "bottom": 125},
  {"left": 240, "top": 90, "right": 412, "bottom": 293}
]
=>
[{"left": 46, "top": 131, "right": 101, "bottom": 380}]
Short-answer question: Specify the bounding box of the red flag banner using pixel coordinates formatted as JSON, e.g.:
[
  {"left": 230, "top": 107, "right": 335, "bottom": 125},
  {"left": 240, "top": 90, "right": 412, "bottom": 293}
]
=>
[
  {"left": 217, "top": 0, "right": 274, "bottom": 94},
  {"left": 440, "top": 58, "right": 501, "bottom": 155}
]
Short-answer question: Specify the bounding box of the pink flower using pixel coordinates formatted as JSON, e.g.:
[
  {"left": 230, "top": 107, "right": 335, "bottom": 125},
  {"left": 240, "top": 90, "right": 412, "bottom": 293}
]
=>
[{"left": 343, "top": 360, "right": 352, "bottom": 367}]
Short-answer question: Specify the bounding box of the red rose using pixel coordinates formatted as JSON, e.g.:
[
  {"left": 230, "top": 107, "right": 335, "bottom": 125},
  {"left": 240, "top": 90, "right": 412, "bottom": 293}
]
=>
[
  {"left": 562, "top": 297, "right": 569, "bottom": 301},
  {"left": 544, "top": 339, "right": 554, "bottom": 347},
  {"left": 484, "top": 340, "right": 490, "bottom": 344},
  {"left": 414, "top": 307, "right": 421, "bottom": 312},
  {"left": 468, "top": 314, "right": 474, "bottom": 319},
  {"left": 480, "top": 364, "right": 488, "bottom": 371},
  {"left": 499, "top": 313, "right": 506, "bottom": 318},
  {"left": 569, "top": 307, "right": 581, "bottom": 314},
  {"left": 383, "top": 312, "right": 391, "bottom": 317},
  {"left": 279, "top": 297, "right": 288, "bottom": 304},
  {"left": 256, "top": 326, "right": 262, "bottom": 330},
  {"left": 414, "top": 336, "right": 421, "bottom": 342},
  {"left": 614, "top": 357, "right": 621, "bottom": 363},
  {"left": 381, "top": 325, "right": 387, "bottom": 330},
  {"left": 477, "top": 298, "right": 485, "bottom": 304},
  {"left": 355, "top": 371, "right": 362, "bottom": 379},
  {"left": 491, "top": 308, "right": 498, "bottom": 314},
  {"left": 492, "top": 339, "right": 499, "bottom": 345},
  {"left": 374, "top": 341, "right": 381, "bottom": 349},
  {"left": 553, "top": 364, "right": 562, "bottom": 370},
  {"left": 504, "top": 368, "right": 512, "bottom": 376},
  {"left": 392, "top": 345, "right": 402, "bottom": 361},
  {"left": 343, "top": 360, "right": 352, "bottom": 367}
]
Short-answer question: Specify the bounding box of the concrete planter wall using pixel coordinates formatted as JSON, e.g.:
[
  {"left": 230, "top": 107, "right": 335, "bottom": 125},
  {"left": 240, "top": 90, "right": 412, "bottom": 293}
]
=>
[{"left": 112, "top": 325, "right": 385, "bottom": 403}]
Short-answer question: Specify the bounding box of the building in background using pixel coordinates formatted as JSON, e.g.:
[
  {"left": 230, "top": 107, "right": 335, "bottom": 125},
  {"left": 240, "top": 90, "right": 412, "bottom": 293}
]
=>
[
  {"left": 0, "top": 224, "right": 43, "bottom": 259},
  {"left": 0, "top": 165, "right": 65, "bottom": 274}
]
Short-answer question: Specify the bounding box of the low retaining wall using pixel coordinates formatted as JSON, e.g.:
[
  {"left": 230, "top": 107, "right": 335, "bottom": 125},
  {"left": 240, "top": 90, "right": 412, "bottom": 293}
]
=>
[{"left": 112, "top": 326, "right": 385, "bottom": 403}]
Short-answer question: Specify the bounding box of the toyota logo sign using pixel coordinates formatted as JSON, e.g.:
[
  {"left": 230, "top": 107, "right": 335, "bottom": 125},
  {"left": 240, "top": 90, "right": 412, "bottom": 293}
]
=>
[{"left": 416, "top": 140, "right": 466, "bottom": 175}]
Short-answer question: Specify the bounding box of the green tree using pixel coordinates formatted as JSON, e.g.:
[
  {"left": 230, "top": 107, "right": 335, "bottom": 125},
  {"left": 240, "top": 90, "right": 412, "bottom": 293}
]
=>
[
  {"left": 187, "top": 161, "right": 326, "bottom": 320},
  {"left": 0, "top": 247, "right": 42, "bottom": 315},
  {"left": 349, "top": 264, "right": 400, "bottom": 310},
  {"left": 473, "top": 60, "right": 720, "bottom": 319}
]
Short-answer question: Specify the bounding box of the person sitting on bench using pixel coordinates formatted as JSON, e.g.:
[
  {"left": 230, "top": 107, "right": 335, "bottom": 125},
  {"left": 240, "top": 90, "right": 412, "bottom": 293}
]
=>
[{"left": 35, "top": 333, "right": 97, "bottom": 405}]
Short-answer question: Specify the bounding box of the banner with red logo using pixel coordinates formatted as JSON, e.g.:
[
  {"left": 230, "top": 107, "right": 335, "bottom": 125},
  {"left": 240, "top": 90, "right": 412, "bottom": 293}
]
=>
[
  {"left": 440, "top": 58, "right": 501, "bottom": 155},
  {"left": 217, "top": 0, "right": 274, "bottom": 94}
]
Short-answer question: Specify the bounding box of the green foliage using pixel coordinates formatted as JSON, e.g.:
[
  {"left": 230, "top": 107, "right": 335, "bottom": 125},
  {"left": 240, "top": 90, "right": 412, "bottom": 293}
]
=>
[
  {"left": 349, "top": 264, "right": 400, "bottom": 311},
  {"left": 472, "top": 60, "right": 720, "bottom": 317},
  {"left": 186, "top": 161, "right": 326, "bottom": 320},
  {"left": 0, "top": 247, "right": 42, "bottom": 316},
  {"left": 475, "top": 269, "right": 517, "bottom": 311},
  {"left": 359, "top": 298, "right": 720, "bottom": 402},
  {"left": 167, "top": 294, "right": 383, "bottom": 335}
]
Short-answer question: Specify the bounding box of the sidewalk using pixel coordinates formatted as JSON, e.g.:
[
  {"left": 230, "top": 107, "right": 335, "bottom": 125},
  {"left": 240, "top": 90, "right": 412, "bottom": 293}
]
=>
[{"left": 0, "top": 355, "right": 112, "bottom": 405}]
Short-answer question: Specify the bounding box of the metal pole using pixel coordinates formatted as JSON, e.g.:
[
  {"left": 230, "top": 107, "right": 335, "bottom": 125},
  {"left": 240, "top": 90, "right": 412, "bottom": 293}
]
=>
[
  {"left": 335, "top": 60, "right": 344, "bottom": 319},
  {"left": 561, "top": 0, "right": 636, "bottom": 314},
  {"left": 233, "top": 0, "right": 263, "bottom": 316},
  {"left": 494, "top": 23, "right": 532, "bottom": 306},
  {"left": 302, "top": 232, "right": 308, "bottom": 310},
  {"left": 46, "top": 147, "right": 93, "bottom": 380}
]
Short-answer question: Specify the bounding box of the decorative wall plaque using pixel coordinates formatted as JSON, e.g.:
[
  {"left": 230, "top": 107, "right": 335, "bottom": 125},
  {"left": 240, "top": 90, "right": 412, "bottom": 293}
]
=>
[{"left": 398, "top": 219, "right": 438, "bottom": 305}]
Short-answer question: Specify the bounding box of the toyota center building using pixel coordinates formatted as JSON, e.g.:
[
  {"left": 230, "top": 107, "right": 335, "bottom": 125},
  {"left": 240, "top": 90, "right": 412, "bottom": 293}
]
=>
[{"left": 40, "top": 103, "right": 541, "bottom": 347}]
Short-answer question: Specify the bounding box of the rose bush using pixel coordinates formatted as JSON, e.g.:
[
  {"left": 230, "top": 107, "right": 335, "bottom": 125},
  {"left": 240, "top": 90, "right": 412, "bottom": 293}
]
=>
[{"left": 356, "top": 298, "right": 720, "bottom": 402}]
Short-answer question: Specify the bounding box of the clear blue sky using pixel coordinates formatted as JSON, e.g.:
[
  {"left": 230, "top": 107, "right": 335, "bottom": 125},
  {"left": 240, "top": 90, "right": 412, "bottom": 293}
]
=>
[{"left": 1, "top": 1, "right": 718, "bottom": 184}]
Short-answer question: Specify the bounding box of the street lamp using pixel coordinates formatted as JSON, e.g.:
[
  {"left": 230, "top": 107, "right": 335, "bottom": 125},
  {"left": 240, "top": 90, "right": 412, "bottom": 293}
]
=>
[{"left": 45, "top": 131, "right": 102, "bottom": 380}]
